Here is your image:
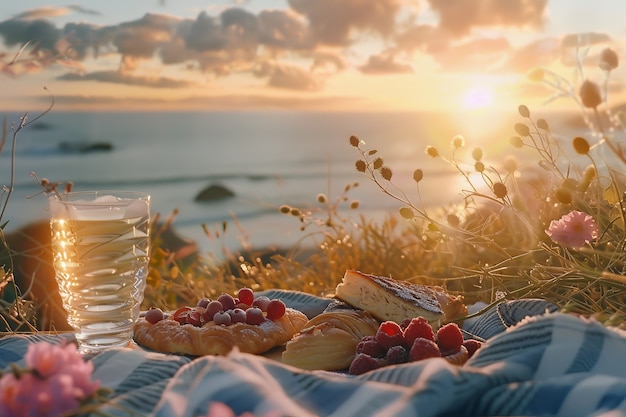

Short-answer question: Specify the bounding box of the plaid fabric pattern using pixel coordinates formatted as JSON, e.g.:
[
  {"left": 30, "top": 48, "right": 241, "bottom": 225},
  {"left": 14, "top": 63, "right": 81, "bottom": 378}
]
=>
[{"left": 2, "top": 305, "right": 626, "bottom": 417}]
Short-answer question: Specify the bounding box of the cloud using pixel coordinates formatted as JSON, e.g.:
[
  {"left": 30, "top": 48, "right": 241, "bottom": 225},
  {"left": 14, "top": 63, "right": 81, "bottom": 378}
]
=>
[
  {"left": 12, "top": 5, "right": 101, "bottom": 20},
  {"left": 254, "top": 61, "right": 323, "bottom": 90},
  {"left": 427, "top": 0, "right": 548, "bottom": 37},
  {"left": 287, "top": 0, "right": 404, "bottom": 45},
  {"left": 504, "top": 37, "right": 560, "bottom": 72},
  {"left": 0, "top": 19, "right": 61, "bottom": 50},
  {"left": 58, "top": 70, "right": 195, "bottom": 88},
  {"left": 359, "top": 52, "right": 413, "bottom": 74},
  {"left": 432, "top": 37, "right": 510, "bottom": 71}
]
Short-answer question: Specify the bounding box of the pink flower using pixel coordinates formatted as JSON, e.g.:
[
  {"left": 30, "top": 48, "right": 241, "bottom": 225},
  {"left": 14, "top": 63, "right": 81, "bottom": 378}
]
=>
[
  {"left": 25, "top": 341, "right": 99, "bottom": 398},
  {"left": 546, "top": 211, "right": 599, "bottom": 247},
  {"left": 0, "top": 342, "right": 100, "bottom": 417}
]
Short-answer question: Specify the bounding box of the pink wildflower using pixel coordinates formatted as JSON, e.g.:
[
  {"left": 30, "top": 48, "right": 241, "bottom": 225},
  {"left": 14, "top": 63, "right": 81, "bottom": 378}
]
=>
[
  {"left": 0, "top": 342, "right": 100, "bottom": 417},
  {"left": 546, "top": 211, "right": 599, "bottom": 247}
]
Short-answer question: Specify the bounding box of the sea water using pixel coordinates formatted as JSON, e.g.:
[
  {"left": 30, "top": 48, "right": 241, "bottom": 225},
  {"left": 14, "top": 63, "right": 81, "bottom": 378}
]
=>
[{"left": 0, "top": 109, "right": 575, "bottom": 255}]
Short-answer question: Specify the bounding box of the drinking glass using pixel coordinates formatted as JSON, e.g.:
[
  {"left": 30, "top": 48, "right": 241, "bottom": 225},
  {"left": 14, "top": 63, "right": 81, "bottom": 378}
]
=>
[{"left": 49, "top": 191, "right": 151, "bottom": 353}]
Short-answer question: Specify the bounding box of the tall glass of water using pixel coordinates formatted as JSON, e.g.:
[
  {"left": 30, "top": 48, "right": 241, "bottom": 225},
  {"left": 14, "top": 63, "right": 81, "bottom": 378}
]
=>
[{"left": 49, "top": 191, "right": 151, "bottom": 353}]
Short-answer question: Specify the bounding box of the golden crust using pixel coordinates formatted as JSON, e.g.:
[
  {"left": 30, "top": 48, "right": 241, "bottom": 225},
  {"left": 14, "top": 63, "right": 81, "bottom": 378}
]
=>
[
  {"left": 335, "top": 270, "right": 467, "bottom": 329},
  {"left": 282, "top": 309, "right": 379, "bottom": 371},
  {"left": 133, "top": 307, "right": 308, "bottom": 356}
]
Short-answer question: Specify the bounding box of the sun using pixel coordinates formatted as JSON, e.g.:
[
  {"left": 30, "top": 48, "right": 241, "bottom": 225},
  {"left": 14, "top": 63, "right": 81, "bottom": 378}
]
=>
[{"left": 462, "top": 85, "right": 494, "bottom": 110}]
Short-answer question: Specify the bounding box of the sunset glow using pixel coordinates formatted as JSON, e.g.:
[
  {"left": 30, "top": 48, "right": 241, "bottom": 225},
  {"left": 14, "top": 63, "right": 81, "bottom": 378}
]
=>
[
  {"left": 0, "top": 1, "right": 624, "bottom": 113},
  {"left": 462, "top": 86, "right": 495, "bottom": 110}
]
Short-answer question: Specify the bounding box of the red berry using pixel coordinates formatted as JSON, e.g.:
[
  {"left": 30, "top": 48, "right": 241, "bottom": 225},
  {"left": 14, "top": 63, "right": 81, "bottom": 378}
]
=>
[
  {"left": 463, "top": 339, "right": 482, "bottom": 358},
  {"left": 356, "top": 337, "right": 385, "bottom": 358},
  {"left": 228, "top": 308, "right": 247, "bottom": 323},
  {"left": 237, "top": 288, "right": 255, "bottom": 306},
  {"left": 253, "top": 296, "right": 271, "bottom": 311},
  {"left": 217, "top": 293, "right": 236, "bottom": 310},
  {"left": 266, "top": 299, "right": 286, "bottom": 320},
  {"left": 436, "top": 323, "right": 464, "bottom": 353},
  {"left": 348, "top": 353, "right": 384, "bottom": 375},
  {"left": 399, "top": 318, "right": 412, "bottom": 330},
  {"left": 386, "top": 345, "right": 408, "bottom": 365},
  {"left": 245, "top": 307, "right": 265, "bottom": 325},
  {"left": 375, "top": 321, "right": 404, "bottom": 350},
  {"left": 403, "top": 317, "right": 435, "bottom": 347},
  {"left": 145, "top": 308, "right": 164, "bottom": 324},
  {"left": 196, "top": 298, "right": 211, "bottom": 308},
  {"left": 203, "top": 300, "right": 223, "bottom": 322},
  {"left": 187, "top": 309, "right": 203, "bottom": 327},
  {"left": 213, "top": 311, "right": 232, "bottom": 326},
  {"left": 172, "top": 307, "right": 191, "bottom": 325},
  {"left": 409, "top": 338, "right": 441, "bottom": 362}
]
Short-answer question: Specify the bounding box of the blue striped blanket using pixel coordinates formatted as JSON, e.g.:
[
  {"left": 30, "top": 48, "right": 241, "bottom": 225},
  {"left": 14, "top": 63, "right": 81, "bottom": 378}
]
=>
[{"left": 1, "top": 302, "right": 626, "bottom": 417}]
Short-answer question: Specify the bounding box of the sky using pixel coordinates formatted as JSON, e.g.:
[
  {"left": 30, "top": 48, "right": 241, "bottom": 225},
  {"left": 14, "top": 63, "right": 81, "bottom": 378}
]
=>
[{"left": 0, "top": 0, "right": 625, "bottom": 113}]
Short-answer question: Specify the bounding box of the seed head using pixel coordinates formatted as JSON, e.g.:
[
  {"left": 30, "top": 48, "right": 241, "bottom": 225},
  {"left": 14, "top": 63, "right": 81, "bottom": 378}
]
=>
[
  {"left": 474, "top": 161, "right": 485, "bottom": 172},
  {"left": 399, "top": 207, "right": 414, "bottom": 219},
  {"left": 537, "top": 118, "right": 549, "bottom": 130},
  {"left": 413, "top": 169, "right": 423, "bottom": 183},
  {"left": 425, "top": 146, "right": 439, "bottom": 158},
  {"left": 555, "top": 187, "right": 572, "bottom": 204},
  {"left": 349, "top": 135, "right": 360, "bottom": 147},
  {"left": 447, "top": 214, "right": 460, "bottom": 227},
  {"left": 493, "top": 182, "right": 508, "bottom": 199},
  {"left": 514, "top": 123, "right": 530, "bottom": 137},
  {"left": 583, "top": 165, "right": 596, "bottom": 181},
  {"left": 279, "top": 205, "right": 291, "bottom": 214},
  {"left": 518, "top": 105, "right": 530, "bottom": 118},
  {"left": 350, "top": 200, "right": 360, "bottom": 209},
  {"left": 372, "top": 157, "right": 383, "bottom": 169},
  {"left": 317, "top": 193, "right": 327, "bottom": 204},
  {"left": 579, "top": 80, "right": 602, "bottom": 109},
  {"left": 573, "top": 136, "right": 590, "bottom": 155},
  {"left": 599, "top": 47, "right": 618, "bottom": 71},
  {"left": 451, "top": 135, "right": 465, "bottom": 149},
  {"left": 355, "top": 160, "right": 367, "bottom": 172},
  {"left": 509, "top": 135, "right": 524, "bottom": 148},
  {"left": 472, "top": 147, "right": 483, "bottom": 161},
  {"left": 380, "top": 166, "right": 393, "bottom": 181}
]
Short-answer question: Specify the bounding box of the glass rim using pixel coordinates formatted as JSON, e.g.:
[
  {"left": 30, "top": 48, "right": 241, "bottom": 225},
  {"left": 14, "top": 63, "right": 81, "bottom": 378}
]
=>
[{"left": 49, "top": 190, "right": 150, "bottom": 204}]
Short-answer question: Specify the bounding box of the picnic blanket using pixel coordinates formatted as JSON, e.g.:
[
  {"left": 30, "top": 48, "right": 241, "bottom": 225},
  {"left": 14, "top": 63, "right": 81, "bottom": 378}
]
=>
[{"left": 2, "top": 300, "right": 626, "bottom": 417}]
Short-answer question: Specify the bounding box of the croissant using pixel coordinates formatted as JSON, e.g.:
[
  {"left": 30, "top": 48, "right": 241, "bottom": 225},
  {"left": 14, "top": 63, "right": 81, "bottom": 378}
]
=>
[
  {"left": 133, "top": 308, "right": 308, "bottom": 356},
  {"left": 282, "top": 309, "right": 380, "bottom": 371}
]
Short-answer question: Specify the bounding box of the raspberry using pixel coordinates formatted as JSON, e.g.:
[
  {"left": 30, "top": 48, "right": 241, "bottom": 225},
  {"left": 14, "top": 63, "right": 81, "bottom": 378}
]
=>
[
  {"left": 375, "top": 321, "right": 404, "bottom": 350},
  {"left": 409, "top": 337, "right": 441, "bottom": 362},
  {"left": 463, "top": 339, "right": 482, "bottom": 358},
  {"left": 403, "top": 317, "right": 435, "bottom": 347},
  {"left": 386, "top": 345, "right": 408, "bottom": 365},
  {"left": 356, "top": 337, "right": 386, "bottom": 358},
  {"left": 399, "top": 318, "right": 412, "bottom": 330},
  {"left": 436, "top": 323, "right": 464, "bottom": 353},
  {"left": 348, "top": 353, "right": 384, "bottom": 375}
]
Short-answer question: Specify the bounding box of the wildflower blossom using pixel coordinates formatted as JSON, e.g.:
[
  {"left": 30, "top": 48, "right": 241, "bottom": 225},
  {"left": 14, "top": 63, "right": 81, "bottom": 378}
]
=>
[
  {"left": 0, "top": 341, "right": 100, "bottom": 417},
  {"left": 546, "top": 211, "right": 599, "bottom": 248}
]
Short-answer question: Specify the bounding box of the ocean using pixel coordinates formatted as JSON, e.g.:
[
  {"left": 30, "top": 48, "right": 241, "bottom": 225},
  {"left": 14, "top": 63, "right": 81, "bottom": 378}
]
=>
[{"left": 0, "top": 109, "right": 576, "bottom": 255}]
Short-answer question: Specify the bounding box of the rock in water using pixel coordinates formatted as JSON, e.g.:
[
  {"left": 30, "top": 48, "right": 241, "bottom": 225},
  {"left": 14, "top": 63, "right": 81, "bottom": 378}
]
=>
[{"left": 194, "top": 184, "right": 235, "bottom": 202}]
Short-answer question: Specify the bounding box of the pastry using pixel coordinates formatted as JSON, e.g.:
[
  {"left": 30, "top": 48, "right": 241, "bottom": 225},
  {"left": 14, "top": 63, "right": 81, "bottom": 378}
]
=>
[
  {"left": 282, "top": 308, "right": 380, "bottom": 371},
  {"left": 334, "top": 270, "right": 466, "bottom": 329},
  {"left": 133, "top": 289, "right": 308, "bottom": 356}
]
